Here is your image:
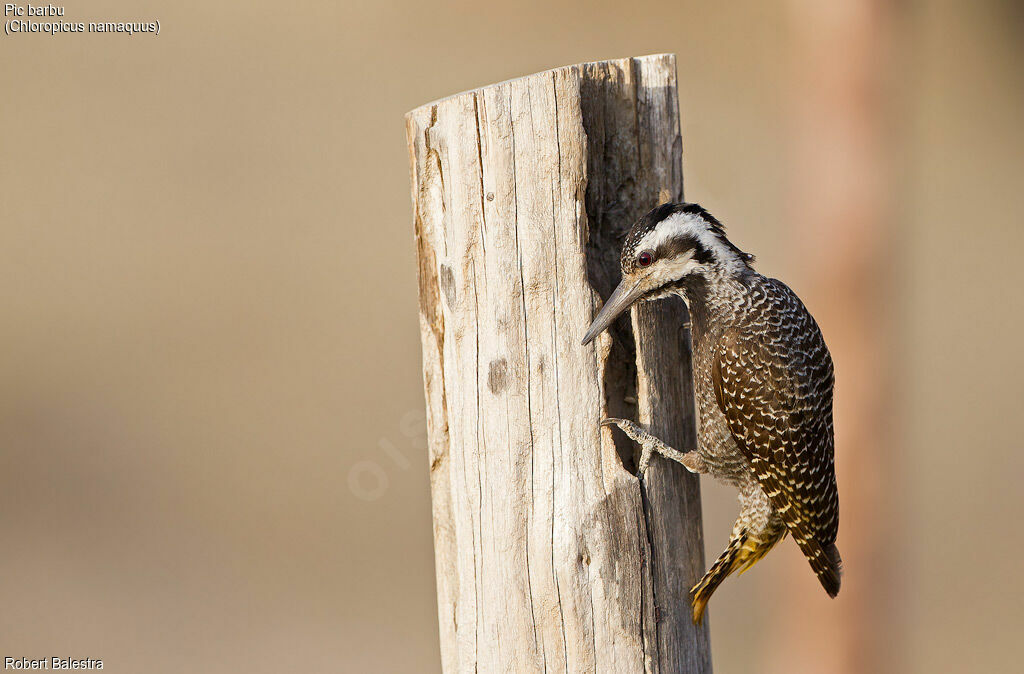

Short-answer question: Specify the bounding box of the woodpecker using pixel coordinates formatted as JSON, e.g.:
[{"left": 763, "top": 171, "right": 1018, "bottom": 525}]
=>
[{"left": 582, "top": 202, "right": 841, "bottom": 623}]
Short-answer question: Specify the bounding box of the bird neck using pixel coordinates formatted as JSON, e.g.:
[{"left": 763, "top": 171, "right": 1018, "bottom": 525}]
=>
[{"left": 675, "top": 268, "right": 756, "bottom": 342}]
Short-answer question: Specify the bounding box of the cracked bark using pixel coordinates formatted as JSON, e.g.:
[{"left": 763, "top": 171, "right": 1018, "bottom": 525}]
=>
[{"left": 406, "top": 55, "right": 711, "bottom": 673}]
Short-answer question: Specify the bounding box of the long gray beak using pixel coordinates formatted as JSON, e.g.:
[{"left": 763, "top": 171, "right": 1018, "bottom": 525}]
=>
[{"left": 581, "top": 279, "right": 645, "bottom": 345}]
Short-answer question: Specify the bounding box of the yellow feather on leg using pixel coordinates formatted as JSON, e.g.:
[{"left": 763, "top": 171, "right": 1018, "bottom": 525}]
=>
[{"left": 737, "top": 529, "right": 786, "bottom": 575}]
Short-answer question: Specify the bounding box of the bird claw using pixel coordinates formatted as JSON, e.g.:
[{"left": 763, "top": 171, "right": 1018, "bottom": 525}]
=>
[
  {"left": 601, "top": 417, "right": 656, "bottom": 478},
  {"left": 601, "top": 417, "right": 647, "bottom": 441}
]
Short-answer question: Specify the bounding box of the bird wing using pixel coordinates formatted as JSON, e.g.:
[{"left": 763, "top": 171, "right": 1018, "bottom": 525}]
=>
[{"left": 711, "top": 286, "right": 840, "bottom": 556}]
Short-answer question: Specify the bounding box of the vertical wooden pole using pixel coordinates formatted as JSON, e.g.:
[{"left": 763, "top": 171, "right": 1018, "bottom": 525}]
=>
[{"left": 406, "top": 55, "right": 710, "bottom": 673}]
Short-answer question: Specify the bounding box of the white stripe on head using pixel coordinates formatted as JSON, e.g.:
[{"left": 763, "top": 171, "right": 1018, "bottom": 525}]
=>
[{"left": 634, "top": 211, "right": 741, "bottom": 271}]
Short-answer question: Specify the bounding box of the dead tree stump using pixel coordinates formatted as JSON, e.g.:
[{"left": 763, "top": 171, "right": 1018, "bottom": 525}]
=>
[{"left": 406, "top": 54, "right": 711, "bottom": 673}]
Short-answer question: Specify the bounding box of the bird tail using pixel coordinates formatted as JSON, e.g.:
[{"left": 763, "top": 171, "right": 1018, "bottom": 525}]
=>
[
  {"left": 690, "top": 528, "right": 784, "bottom": 624},
  {"left": 794, "top": 536, "right": 843, "bottom": 597}
]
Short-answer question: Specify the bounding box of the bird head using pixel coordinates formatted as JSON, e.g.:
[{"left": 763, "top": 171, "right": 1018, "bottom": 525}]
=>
[{"left": 581, "top": 202, "right": 753, "bottom": 345}]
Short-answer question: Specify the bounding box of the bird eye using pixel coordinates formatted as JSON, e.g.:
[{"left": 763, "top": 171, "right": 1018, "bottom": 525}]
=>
[{"left": 637, "top": 251, "right": 654, "bottom": 267}]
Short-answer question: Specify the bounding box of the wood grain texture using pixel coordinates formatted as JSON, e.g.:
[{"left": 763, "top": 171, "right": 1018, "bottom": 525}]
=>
[{"left": 406, "top": 54, "right": 710, "bottom": 673}]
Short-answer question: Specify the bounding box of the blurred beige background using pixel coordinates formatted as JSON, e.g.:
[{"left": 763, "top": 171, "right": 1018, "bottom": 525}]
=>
[{"left": 2, "top": 1, "right": 1021, "bottom": 672}]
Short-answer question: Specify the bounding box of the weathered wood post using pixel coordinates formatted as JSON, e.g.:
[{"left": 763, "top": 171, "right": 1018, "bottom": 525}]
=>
[{"left": 406, "top": 54, "right": 711, "bottom": 673}]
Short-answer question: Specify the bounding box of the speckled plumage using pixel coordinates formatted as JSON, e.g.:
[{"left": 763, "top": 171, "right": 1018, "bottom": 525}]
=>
[
  {"left": 688, "top": 271, "right": 841, "bottom": 617},
  {"left": 587, "top": 202, "right": 842, "bottom": 622}
]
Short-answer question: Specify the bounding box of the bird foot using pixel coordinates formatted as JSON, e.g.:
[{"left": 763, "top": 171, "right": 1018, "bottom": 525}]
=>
[{"left": 601, "top": 418, "right": 704, "bottom": 476}]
